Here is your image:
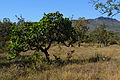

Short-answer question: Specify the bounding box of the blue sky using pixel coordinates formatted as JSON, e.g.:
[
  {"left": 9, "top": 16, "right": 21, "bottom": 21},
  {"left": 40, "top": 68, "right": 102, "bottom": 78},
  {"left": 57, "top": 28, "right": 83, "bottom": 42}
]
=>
[{"left": 0, "top": 0, "right": 120, "bottom": 22}]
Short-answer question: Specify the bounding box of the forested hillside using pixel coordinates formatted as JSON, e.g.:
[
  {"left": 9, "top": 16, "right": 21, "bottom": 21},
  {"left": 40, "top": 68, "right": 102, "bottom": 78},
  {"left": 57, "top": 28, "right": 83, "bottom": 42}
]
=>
[
  {"left": 73, "top": 17, "right": 120, "bottom": 32},
  {"left": 88, "top": 17, "right": 120, "bottom": 32}
]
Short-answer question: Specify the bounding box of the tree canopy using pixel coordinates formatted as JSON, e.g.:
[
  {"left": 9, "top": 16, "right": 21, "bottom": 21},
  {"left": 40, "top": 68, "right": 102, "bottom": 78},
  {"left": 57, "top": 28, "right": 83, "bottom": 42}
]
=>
[{"left": 8, "top": 11, "right": 75, "bottom": 61}]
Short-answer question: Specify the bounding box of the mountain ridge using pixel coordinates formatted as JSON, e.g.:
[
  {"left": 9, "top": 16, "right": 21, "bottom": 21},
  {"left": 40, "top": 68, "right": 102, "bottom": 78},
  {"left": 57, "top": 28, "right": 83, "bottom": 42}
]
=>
[{"left": 85, "top": 16, "right": 120, "bottom": 32}]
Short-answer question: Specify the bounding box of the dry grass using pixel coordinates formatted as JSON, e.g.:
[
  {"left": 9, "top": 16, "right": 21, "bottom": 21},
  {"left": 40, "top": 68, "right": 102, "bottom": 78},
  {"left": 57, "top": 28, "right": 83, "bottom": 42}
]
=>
[
  {"left": 1, "top": 44, "right": 120, "bottom": 80},
  {"left": 19, "top": 62, "right": 120, "bottom": 80}
]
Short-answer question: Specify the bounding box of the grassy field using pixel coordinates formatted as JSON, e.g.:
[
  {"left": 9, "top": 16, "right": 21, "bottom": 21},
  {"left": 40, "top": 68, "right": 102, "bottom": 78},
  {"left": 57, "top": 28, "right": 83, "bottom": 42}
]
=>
[{"left": 1, "top": 44, "right": 120, "bottom": 80}]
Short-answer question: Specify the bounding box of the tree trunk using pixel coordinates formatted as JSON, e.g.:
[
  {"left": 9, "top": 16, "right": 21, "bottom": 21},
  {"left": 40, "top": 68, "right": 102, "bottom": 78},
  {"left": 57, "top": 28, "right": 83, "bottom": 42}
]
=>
[
  {"left": 43, "top": 50, "right": 50, "bottom": 62},
  {"left": 78, "top": 42, "right": 81, "bottom": 47},
  {"left": 39, "top": 46, "right": 50, "bottom": 62}
]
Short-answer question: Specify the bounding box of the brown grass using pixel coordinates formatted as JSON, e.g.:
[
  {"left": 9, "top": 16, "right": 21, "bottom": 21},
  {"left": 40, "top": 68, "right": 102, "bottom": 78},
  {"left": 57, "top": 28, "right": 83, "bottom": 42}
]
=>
[{"left": 1, "top": 44, "right": 120, "bottom": 80}]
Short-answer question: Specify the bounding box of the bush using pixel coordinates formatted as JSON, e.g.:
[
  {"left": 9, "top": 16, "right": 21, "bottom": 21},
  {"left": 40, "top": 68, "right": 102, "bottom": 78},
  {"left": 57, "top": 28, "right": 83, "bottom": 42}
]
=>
[{"left": 89, "top": 53, "right": 111, "bottom": 62}]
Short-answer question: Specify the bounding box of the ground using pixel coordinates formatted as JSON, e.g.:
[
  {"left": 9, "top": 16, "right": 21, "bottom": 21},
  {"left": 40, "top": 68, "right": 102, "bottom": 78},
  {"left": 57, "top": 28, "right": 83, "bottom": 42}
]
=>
[{"left": 0, "top": 44, "right": 120, "bottom": 80}]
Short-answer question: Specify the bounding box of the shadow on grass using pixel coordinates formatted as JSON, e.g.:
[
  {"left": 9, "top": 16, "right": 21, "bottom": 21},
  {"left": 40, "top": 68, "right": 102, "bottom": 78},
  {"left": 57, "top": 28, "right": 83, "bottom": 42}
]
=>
[
  {"left": 0, "top": 53, "right": 111, "bottom": 71},
  {"left": 0, "top": 55, "right": 32, "bottom": 68},
  {"left": 51, "top": 53, "right": 111, "bottom": 67}
]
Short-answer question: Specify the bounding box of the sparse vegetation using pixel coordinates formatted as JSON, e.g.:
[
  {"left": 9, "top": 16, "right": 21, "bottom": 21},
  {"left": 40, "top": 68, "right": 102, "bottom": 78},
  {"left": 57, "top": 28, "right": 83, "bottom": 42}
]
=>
[
  {"left": 1, "top": 45, "right": 120, "bottom": 80},
  {"left": 0, "top": 7, "right": 120, "bottom": 79}
]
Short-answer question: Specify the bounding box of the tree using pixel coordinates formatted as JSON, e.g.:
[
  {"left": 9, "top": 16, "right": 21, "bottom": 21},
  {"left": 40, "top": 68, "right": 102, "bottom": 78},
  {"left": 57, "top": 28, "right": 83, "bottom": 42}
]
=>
[
  {"left": 8, "top": 11, "right": 75, "bottom": 61},
  {"left": 15, "top": 15, "right": 25, "bottom": 25},
  {"left": 102, "top": 30, "right": 117, "bottom": 46},
  {"left": 90, "top": 24, "right": 116, "bottom": 46},
  {"left": 3, "top": 18, "right": 11, "bottom": 23},
  {"left": 0, "top": 18, "right": 12, "bottom": 50},
  {"left": 91, "top": 0, "right": 120, "bottom": 16},
  {"left": 72, "top": 17, "right": 89, "bottom": 47}
]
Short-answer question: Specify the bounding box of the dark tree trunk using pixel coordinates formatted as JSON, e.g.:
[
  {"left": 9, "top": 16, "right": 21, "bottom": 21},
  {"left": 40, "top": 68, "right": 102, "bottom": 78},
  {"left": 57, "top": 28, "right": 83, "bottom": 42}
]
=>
[
  {"left": 39, "top": 46, "right": 50, "bottom": 62},
  {"left": 78, "top": 43, "right": 80, "bottom": 47},
  {"left": 39, "top": 41, "right": 52, "bottom": 62},
  {"left": 43, "top": 50, "right": 50, "bottom": 62}
]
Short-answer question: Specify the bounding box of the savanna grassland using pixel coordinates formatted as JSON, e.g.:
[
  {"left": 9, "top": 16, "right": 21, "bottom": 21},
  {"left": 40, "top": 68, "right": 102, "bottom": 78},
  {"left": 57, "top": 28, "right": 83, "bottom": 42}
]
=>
[
  {"left": 1, "top": 44, "right": 120, "bottom": 80},
  {"left": 0, "top": 11, "right": 120, "bottom": 80},
  {"left": 0, "top": 0, "right": 120, "bottom": 80}
]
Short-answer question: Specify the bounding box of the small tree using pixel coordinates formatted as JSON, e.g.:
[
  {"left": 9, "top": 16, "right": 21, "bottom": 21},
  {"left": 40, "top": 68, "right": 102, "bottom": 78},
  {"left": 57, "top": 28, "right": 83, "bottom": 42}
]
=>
[
  {"left": 8, "top": 11, "right": 75, "bottom": 61},
  {"left": 15, "top": 15, "right": 25, "bottom": 25},
  {"left": 0, "top": 18, "right": 12, "bottom": 50},
  {"left": 90, "top": 24, "right": 116, "bottom": 46},
  {"left": 102, "top": 30, "right": 117, "bottom": 46}
]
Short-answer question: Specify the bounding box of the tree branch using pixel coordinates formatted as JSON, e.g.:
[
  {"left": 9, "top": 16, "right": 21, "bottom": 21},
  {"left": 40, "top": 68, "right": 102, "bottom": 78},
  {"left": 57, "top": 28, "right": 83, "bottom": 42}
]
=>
[
  {"left": 45, "top": 40, "right": 52, "bottom": 50},
  {"left": 63, "top": 42, "right": 70, "bottom": 47}
]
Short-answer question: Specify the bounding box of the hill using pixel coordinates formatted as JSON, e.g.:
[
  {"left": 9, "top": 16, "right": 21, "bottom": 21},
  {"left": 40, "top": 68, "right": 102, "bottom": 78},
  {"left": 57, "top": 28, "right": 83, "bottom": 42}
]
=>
[{"left": 87, "top": 16, "right": 120, "bottom": 32}]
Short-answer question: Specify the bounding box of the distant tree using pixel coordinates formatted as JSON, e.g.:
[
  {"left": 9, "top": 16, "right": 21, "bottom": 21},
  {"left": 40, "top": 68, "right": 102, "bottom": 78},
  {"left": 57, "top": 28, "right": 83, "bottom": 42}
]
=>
[
  {"left": 73, "top": 17, "right": 89, "bottom": 47},
  {"left": 8, "top": 11, "right": 75, "bottom": 61},
  {"left": 90, "top": 24, "right": 116, "bottom": 46},
  {"left": 91, "top": 0, "right": 120, "bottom": 16},
  {"left": 102, "top": 30, "right": 117, "bottom": 46},
  {"left": 15, "top": 15, "right": 25, "bottom": 25},
  {"left": 0, "top": 18, "right": 12, "bottom": 50},
  {"left": 3, "top": 18, "right": 10, "bottom": 23}
]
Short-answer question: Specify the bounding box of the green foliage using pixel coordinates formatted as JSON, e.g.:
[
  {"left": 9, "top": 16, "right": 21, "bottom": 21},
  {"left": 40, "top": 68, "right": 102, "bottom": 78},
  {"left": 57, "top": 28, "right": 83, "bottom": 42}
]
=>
[
  {"left": 8, "top": 11, "right": 74, "bottom": 61},
  {"left": 90, "top": 24, "right": 117, "bottom": 46},
  {"left": 91, "top": 0, "right": 120, "bottom": 16},
  {"left": 72, "top": 18, "right": 89, "bottom": 47},
  {"left": 0, "top": 20, "right": 12, "bottom": 50},
  {"left": 29, "top": 51, "right": 44, "bottom": 62},
  {"left": 7, "top": 43, "right": 22, "bottom": 59}
]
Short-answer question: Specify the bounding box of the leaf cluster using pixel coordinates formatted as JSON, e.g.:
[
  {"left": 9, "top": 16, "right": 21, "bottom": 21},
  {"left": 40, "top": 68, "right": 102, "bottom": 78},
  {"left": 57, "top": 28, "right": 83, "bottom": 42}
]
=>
[{"left": 92, "top": 0, "right": 120, "bottom": 16}]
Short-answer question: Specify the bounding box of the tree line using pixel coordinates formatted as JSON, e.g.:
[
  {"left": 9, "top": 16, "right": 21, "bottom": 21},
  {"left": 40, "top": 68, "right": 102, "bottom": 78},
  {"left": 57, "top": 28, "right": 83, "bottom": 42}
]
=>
[{"left": 0, "top": 11, "right": 119, "bottom": 61}]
